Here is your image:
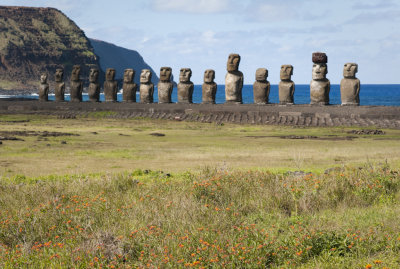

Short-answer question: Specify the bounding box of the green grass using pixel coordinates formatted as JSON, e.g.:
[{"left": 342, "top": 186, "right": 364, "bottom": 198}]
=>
[
  {"left": 0, "top": 165, "right": 399, "bottom": 268},
  {"left": 1, "top": 114, "right": 400, "bottom": 177},
  {"left": 1, "top": 114, "right": 400, "bottom": 267}
]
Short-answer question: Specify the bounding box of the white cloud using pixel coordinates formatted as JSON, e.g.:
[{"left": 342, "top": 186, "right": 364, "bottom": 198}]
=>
[{"left": 151, "top": 0, "right": 231, "bottom": 13}]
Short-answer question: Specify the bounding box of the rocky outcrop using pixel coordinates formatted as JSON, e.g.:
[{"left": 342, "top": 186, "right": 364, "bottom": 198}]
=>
[{"left": 0, "top": 6, "right": 101, "bottom": 90}]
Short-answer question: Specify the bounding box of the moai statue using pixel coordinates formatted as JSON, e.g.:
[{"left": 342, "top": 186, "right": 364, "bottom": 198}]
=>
[
  {"left": 340, "top": 63, "right": 360, "bottom": 106},
  {"left": 54, "top": 68, "right": 65, "bottom": 102},
  {"left": 122, "top": 68, "right": 137, "bottom": 102},
  {"left": 310, "top": 52, "right": 330, "bottom": 105},
  {"left": 104, "top": 68, "right": 118, "bottom": 102},
  {"left": 88, "top": 68, "right": 100, "bottom": 102},
  {"left": 253, "top": 68, "right": 270, "bottom": 104},
  {"left": 158, "top": 67, "right": 173, "bottom": 103},
  {"left": 279, "top": 65, "right": 295, "bottom": 104},
  {"left": 139, "top": 69, "right": 154, "bottom": 103},
  {"left": 70, "top": 65, "right": 83, "bottom": 102},
  {"left": 38, "top": 73, "right": 49, "bottom": 102},
  {"left": 225, "top": 53, "right": 243, "bottom": 104},
  {"left": 202, "top": 69, "right": 217, "bottom": 104},
  {"left": 177, "top": 68, "right": 194, "bottom": 103}
]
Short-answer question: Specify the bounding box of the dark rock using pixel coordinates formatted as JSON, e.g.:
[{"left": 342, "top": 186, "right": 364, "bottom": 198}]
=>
[
  {"left": 61, "top": 141, "right": 67, "bottom": 144},
  {"left": 0, "top": 136, "right": 24, "bottom": 141},
  {"left": 347, "top": 129, "right": 385, "bottom": 135},
  {"left": 150, "top": 133, "right": 165, "bottom": 137}
]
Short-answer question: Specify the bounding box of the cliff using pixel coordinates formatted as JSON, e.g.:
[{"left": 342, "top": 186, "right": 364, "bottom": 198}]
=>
[
  {"left": 0, "top": 6, "right": 101, "bottom": 90},
  {"left": 89, "top": 39, "right": 159, "bottom": 85}
]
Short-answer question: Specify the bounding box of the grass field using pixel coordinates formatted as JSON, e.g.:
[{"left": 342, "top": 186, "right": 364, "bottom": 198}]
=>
[
  {"left": 1, "top": 114, "right": 400, "bottom": 268},
  {"left": 1, "top": 114, "right": 399, "bottom": 176}
]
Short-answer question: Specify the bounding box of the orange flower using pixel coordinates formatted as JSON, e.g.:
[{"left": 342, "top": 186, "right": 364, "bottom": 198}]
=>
[
  {"left": 365, "top": 264, "right": 372, "bottom": 269},
  {"left": 373, "top": 260, "right": 382, "bottom": 264}
]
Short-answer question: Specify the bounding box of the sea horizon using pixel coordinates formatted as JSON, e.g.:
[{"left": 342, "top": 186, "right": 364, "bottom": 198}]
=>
[{"left": 1, "top": 84, "right": 399, "bottom": 106}]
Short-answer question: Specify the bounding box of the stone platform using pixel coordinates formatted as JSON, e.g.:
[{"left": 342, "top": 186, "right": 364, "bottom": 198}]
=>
[{"left": 1, "top": 100, "right": 400, "bottom": 129}]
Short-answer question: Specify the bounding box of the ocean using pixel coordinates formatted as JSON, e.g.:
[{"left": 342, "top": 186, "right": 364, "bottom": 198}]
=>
[{"left": 1, "top": 84, "right": 400, "bottom": 106}]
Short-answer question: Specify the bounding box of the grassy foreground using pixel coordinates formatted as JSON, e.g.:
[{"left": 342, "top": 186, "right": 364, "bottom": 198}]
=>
[
  {"left": 1, "top": 166, "right": 400, "bottom": 268},
  {"left": 1, "top": 114, "right": 400, "bottom": 267}
]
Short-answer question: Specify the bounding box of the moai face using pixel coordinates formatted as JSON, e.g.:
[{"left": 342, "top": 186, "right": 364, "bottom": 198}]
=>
[
  {"left": 55, "top": 69, "right": 64, "bottom": 82},
  {"left": 160, "top": 67, "right": 172, "bottom": 82},
  {"left": 204, "top": 69, "right": 215, "bottom": 83},
  {"left": 255, "top": 68, "right": 268, "bottom": 81},
  {"left": 312, "top": 63, "right": 328, "bottom": 80},
  {"left": 89, "top": 68, "right": 99, "bottom": 83},
  {"left": 280, "top": 65, "right": 293, "bottom": 81},
  {"left": 227, "top": 53, "right": 240, "bottom": 72},
  {"left": 40, "top": 73, "right": 48, "bottom": 84},
  {"left": 179, "top": 68, "right": 192, "bottom": 83},
  {"left": 124, "top": 69, "right": 135, "bottom": 83},
  {"left": 71, "top": 65, "right": 81, "bottom": 81},
  {"left": 140, "top": 69, "right": 152, "bottom": 83},
  {"left": 106, "top": 68, "right": 116, "bottom": 81},
  {"left": 343, "top": 63, "right": 358, "bottom": 78}
]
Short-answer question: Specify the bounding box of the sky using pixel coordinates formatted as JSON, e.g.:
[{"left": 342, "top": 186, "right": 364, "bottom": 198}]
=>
[{"left": 2, "top": 0, "right": 400, "bottom": 84}]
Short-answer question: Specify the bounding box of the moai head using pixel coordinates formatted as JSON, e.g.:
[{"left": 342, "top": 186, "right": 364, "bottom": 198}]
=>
[
  {"left": 89, "top": 68, "right": 99, "bottom": 83},
  {"left": 312, "top": 63, "right": 328, "bottom": 80},
  {"left": 204, "top": 69, "right": 215, "bottom": 83},
  {"left": 55, "top": 68, "right": 64, "bottom": 82},
  {"left": 106, "top": 68, "right": 116, "bottom": 81},
  {"left": 124, "top": 69, "right": 135, "bottom": 83},
  {"left": 179, "top": 68, "right": 192, "bottom": 83},
  {"left": 312, "top": 52, "right": 328, "bottom": 80},
  {"left": 40, "top": 73, "right": 48, "bottom": 84},
  {"left": 227, "top": 53, "right": 240, "bottom": 72},
  {"left": 280, "top": 65, "right": 293, "bottom": 81},
  {"left": 255, "top": 68, "right": 268, "bottom": 81},
  {"left": 71, "top": 65, "right": 81, "bottom": 81},
  {"left": 140, "top": 69, "right": 152, "bottom": 83},
  {"left": 343, "top": 63, "right": 358, "bottom": 79},
  {"left": 160, "top": 67, "right": 172, "bottom": 82}
]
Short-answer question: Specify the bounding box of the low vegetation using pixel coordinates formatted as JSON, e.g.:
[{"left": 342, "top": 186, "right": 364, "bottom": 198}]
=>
[
  {"left": 1, "top": 114, "right": 399, "bottom": 267},
  {"left": 0, "top": 165, "right": 399, "bottom": 268}
]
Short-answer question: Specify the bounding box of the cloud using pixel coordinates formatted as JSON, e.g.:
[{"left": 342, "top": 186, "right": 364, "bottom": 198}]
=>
[
  {"left": 151, "top": 0, "right": 231, "bottom": 13},
  {"left": 352, "top": 0, "right": 397, "bottom": 10},
  {"left": 244, "top": 1, "right": 299, "bottom": 22},
  {"left": 347, "top": 10, "right": 400, "bottom": 24}
]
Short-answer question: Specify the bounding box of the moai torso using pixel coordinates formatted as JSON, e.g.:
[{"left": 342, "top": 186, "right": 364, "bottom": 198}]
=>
[
  {"left": 38, "top": 74, "right": 49, "bottom": 102},
  {"left": 253, "top": 68, "right": 270, "bottom": 104},
  {"left": 70, "top": 65, "right": 83, "bottom": 102},
  {"left": 139, "top": 69, "right": 154, "bottom": 103},
  {"left": 310, "top": 52, "right": 330, "bottom": 105},
  {"left": 202, "top": 69, "right": 217, "bottom": 104},
  {"left": 88, "top": 68, "right": 100, "bottom": 102},
  {"left": 54, "top": 69, "right": 65, "bottom": 102},
  {"left": 104, "top": 68, "right": 118, "bottom": 102},
  {"left": 158, "top": 67, "right": 173, "bottom": 103},
  {"left": 122, "top": 69, "right": 137, "bottom": 102},
  {"left": 225, "top": 54, "right": 243, "bottom": 104},
  {"left": 279, "top": 65, "right": 295, "bottom": 104},
  {"left": 177, "top": 68, "right": 194, "bottom": 103},
  {"left": 340, "top": 63, "right": 360, "bottom": 105}
]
